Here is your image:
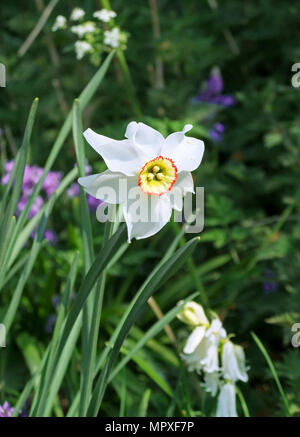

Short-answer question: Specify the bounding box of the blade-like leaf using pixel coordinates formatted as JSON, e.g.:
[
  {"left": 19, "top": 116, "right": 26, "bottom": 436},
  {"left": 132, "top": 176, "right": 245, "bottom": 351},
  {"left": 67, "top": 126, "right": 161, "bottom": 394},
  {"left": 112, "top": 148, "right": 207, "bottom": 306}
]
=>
[{"left": 87, "top": 237, "right": 200, "bottom": 416}]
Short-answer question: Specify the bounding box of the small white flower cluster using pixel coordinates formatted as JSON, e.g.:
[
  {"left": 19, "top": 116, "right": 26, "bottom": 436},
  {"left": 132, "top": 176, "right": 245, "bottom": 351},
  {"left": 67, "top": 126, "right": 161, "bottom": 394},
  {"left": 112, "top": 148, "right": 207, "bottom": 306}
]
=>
[
  {"left": 177, "top": 301, "right": 249, "bottom": 417},
  {"left": 71, "top": 22, "right": 96, "bottom": 39},
  {"left": 93, "top": 9, "right": 116, "bottom": 23},
  {"left": 52, "top": 15, "right": 67, "bottom": 32},
  {"left": 104, "top": 28, "right": 120, "bottom": 49},
  {"left": 75, "top": 41, "right": 92, "bottom": 60},
  {"left": 70, "top": 7, "right": 85, "bottom": 21},
  {"left": 51, "top": 7, "right": 127, "bottom": 62}
]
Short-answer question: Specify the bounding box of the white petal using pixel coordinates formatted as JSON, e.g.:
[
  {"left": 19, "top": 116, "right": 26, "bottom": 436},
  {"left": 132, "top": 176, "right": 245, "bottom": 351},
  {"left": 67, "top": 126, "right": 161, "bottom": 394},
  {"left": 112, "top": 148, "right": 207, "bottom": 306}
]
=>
[
  {"left": 168, "top": 171, "right": 194, "bottom": 211},
  {"left": 235, "top": 345, "right": 249, "bottom": 382},
  {"left": 202, "top": 371, "right": 220, "bottom": 397},
  {"left": 78, "top": 170, "right": 137, "bottom": 204},
  {"left": 176, "top": 171, "right": 195, "bottom": 193},
  {"left": 216, "top": 383, "right": 237, "bottom": 417},
  {"left": 222, "top": 342, "right": 248, "bottom": 383},
  {"left": 182, "top": 124, "right": 193, "bottom": 134},
  {"left": 122, "top": 192, "right": 172, "bottom": 242},
  {"left": 125, "top": 121, "right": 164, "bottom": 160},
  {"left": 83, "top": 128, "right": 144, "bottom": 176},
  {"left": 161, "top": 127, "right": 204, "bottom": 173},
  {"left": 201, "top": 342, "right": 219, "bottom": 373},
  {"left": 177, "top": 301, "right": 209, "bottom": 326},
  {"left": 183, "top": 326, "right": 206, "bottom": 354}
]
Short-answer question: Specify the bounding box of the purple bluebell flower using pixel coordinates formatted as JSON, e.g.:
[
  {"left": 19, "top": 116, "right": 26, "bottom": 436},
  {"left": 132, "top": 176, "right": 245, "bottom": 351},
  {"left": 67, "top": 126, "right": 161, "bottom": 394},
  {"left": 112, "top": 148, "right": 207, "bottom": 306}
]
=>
[
  {"left": 23, "top": 165, "right": 43, "bottom": 190},
  {"left": 42, "top": 171, "right": 62, "bottom": 197},
  {"left": 52, "top": 294, "right": 60, "bottom": 308},
  {"left": 67, "top": 183, "right": 80, "bottom": 198},
  {"left": 17, "top": 194, "right": 44, "bottom": 218},
  {"left": 45, "top": 295, "right": 61, "bottom": 333},
  {"left": 0, "top": 401, "right": 14, "bottom": 417},
  {"left": 1, "top": 160, "right": 14, "bottom": 184},
  {"left": 209, "top": 123, "right": 225, "bottom": 142},
  {"left": 1, "top": 161, "right": 62, "bottom": 220},
  {"left": 44, "top": 229, "right": 57, "bottom": 245},
  {"left": 193, "top": 72, "right": 235, "bottom": 107},
  {"left": 87, "top": 194, "right": 102, "bottom": 211},
  {"left": 263, "top": 269, "right": 278, "bottom": 294},
  {"left": 45, "top": 314, "right": 56, "bottom": 334}
]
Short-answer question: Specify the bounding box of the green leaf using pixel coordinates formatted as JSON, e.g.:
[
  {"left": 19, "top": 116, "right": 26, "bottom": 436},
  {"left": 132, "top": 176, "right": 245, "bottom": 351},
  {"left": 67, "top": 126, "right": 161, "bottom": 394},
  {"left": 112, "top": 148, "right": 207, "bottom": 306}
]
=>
[
  {"left": 251, "top": 332, "right": 291, "bottom": 417},
  {"left": 139, "top": 389, "right": 151, "bottom": 417},
  {"left": 87, "top": 237, "right": 200, "bottom": 416},
  {"left": 0, "top": 52, "right": 115, "bottom": 287}
]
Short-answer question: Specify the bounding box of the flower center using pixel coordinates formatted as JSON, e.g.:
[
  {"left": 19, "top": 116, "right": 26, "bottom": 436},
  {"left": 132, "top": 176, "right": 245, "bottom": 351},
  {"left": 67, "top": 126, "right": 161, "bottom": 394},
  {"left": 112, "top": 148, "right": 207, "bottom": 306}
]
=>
[{"left": 138, "top": 156, "right": 178, "bottom": 196}]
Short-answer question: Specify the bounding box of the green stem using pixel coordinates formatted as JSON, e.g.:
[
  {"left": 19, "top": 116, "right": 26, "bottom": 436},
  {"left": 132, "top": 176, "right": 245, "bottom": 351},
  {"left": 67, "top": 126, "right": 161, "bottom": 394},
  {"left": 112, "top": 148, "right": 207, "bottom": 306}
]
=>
[
  {"left": 100, "top": 0, "right": 142, "bottom": 117},
  {"left": 251, "top": 332, "right": 291, "bottom": 417}
]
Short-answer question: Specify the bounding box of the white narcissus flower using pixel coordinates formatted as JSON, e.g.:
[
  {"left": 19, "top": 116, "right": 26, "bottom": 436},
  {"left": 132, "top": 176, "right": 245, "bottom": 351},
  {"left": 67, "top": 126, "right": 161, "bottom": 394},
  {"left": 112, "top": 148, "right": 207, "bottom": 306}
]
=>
[
  {"left": 216, "top": 382, "right": 238, "bottom": 417},
  {"left": 222, "top": 340, "right": 248, "bottom": 383},
  {"left": 78, "top": 122, "right": 204, "bottom": 242},
  {"left": 93, "top": 9, "right": 117, "bottom": 22},
  {"left": 177, "top": 301, "right": 209, "bottom": 327},
  {"left": 52, "top": 15, "right": 67, "bottom": 32},
  {"left": 75, "top": 41, "right": 92, "bottom": 60},
  {"left": 104, "top": 27, "right": 120, "bottom": 48},
  {"left": 70, "top": 8, "right": 85, "bottom": 21}
]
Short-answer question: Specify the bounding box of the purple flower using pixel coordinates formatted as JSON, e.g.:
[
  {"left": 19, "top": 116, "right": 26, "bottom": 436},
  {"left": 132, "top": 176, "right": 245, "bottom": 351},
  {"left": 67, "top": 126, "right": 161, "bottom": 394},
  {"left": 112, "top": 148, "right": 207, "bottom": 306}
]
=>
[
  {"left": 1, "top": 173, "right": 11, "bottom": 185},
  {"left": 17, "top": 194, "right": 44, "bottom": 218},
  {"left": 0, "top": 401, "right": 14, "bottom": 417},
  {"left": 209, "top": 122, "right": 225, "bottom": 142},
  {"left": 52, "top": 294, "right": 60, "bottom": 308},
  {"left": 45, "top": 295, "right": 61, "bottom": 333},
  {"left": 1, "top": 161, "right": 62, "bottom": 215},
  {"left": 29, "top": 195, "right": 44, "bottom": 218},
  {"left": 193, "top": 72, "right": 235, "bottom": 107},
  {"left": 45, "top": 314, "right": 56, "bottom": 334},
  {"left": 263, "top": 269, "right": 278, "bottom": 294},
  {"left": 44, "top": 229, "right": 57, "bottom": 245},
  {"left": 1, "top": 160, "right": 14, "bottom": 185},
  {"left": 42, "top": 171, "right": 62, "bottom": 197},
  {"left": 87, "top": 194, "right": 102, "bottom": 211},
  {"left": 23, "top": 165, "right": 43, "bottom": 190},
  {"left": 67, "top": 183, "right": 80, "bottom": 198}
]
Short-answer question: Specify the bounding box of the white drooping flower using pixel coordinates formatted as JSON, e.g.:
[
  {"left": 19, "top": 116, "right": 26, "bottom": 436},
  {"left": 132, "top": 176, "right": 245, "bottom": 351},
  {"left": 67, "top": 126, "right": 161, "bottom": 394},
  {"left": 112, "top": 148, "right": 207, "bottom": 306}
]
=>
[
  {"left": 75, "top": 41, "right": 92, "bottom": 60},
  {"left": 70, "top": 7, "right": 85, "bottom": 21},
  {"left": 52, "top": 15, "right": 67, "bottom": 32},
  {"left": 104, "top": 27, "right": 120, "bottom": 48},
  {"left": 71, "top": 22, "right": 96, "bottom": 38},
  {"left": 222, "top": 340, "right": 248, "bottom": 383},
  {"left": 177, "top": 301, "right": 209, "bottom": 327},
  {"left": 181, "top": 327, "right": 210, "bottom": 373},
  {"left": 177, "top": 303, "right": 249, "bottom": 417},
  {"left": 202, "top": 371, "right": 220, "bottom": 397},
  {"left": 78, "top": 122, "right": 204, "bottom": 242},
  {"left": 216, "top": 382, "right": 238, "bottom": 417},
  {"left": 181, "top": 312, "right": 226, "bottom": 374},
  {"left": 201, "top": 338, "right": 220, "bottom": 373},
  {"left": 205, "top": 318, "right": 227, "bottom": 340},
  {"left": 200, "top": 319, "right": 226, "bottom": 373},
  {"left": 93, "top": 9, "right": 117, "bottom": 22}
]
